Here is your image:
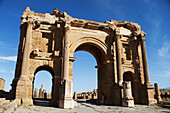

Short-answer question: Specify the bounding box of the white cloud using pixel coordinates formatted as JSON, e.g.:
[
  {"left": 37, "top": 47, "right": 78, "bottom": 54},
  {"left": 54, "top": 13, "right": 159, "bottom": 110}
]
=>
[
  {"left": 0, "top": 56, "right": 17, "bottom": 61},
  {"left": 152, "top": 71, "right": 170, "bottom": 77},
  {"left": 158, "top": 42, "right": 170, "bottom": 57},
  {"left": 0, "top": 41, "right": 4, "bottom": 45}
]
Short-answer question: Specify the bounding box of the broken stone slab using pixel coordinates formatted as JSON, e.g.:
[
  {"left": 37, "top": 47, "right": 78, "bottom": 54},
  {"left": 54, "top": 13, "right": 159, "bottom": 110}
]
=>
[
  {"left": 0, "top": 100, "right": 10, "bottom": 106},
  {"left": 0, "top": 98, "right": 5, "bottom": 101},
  {"left": 3, "top": 104, "right": 17, "bottom": 113},
  {"left": 0, "top": 108, "right": 4, "bottom": 113},
  {"left": 3, "top": 102, "right": 12, "bottom": 110}
]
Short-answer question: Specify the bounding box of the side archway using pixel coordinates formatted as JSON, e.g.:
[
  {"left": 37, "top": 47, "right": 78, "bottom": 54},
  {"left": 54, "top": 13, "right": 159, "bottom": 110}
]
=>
[{"left": 32, "top": 65, "right": 55, "bottom": 105}]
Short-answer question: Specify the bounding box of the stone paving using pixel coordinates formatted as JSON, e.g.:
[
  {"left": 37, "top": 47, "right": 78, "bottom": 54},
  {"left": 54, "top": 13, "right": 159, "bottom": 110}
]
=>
[{"left": 13, "top": 102, "right": 170, "bottom": 113}]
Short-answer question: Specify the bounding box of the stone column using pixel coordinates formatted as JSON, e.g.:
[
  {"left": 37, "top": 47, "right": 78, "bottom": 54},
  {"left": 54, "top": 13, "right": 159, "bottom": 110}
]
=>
[
  {"left": 140, "top": 33, "right": 156, "bottom": 105},
  {"left": 20, "top": 21, "right": 33, "bottom": 78},
  {"left": 154, "top": 83, "right": 162, "bottom": 103},
  {"left": 73, "top": 92, "right": 77, "bottom": 100},
  {"left": 15, "top": 19, "right": 33, "bottom": 105},
  {"left": 122, "top": 81, "right": 134, "bottom": 107},
  {"left": 59, "top": 25, "right": 75, "bottom": 109},
  {"left": 115, "top": 30, "right": 123, "bottom": 85},
  {"left": 140, "top": 33, "right": 151, "bottom": 86},
  {"left": 63, "top": 26, "right": 70, "bottom": 80}
]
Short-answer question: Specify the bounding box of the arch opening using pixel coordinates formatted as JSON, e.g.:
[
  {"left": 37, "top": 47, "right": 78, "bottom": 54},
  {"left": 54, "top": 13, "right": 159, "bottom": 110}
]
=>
[
  {"left": 32, "top": 66, "right": 54, "bottom": 106},
  {"left": 71, "top": 42, "right": 106, "bottom": 103},
  {"left": 73, "top": 51, "right": 97, "bottom": 101}
]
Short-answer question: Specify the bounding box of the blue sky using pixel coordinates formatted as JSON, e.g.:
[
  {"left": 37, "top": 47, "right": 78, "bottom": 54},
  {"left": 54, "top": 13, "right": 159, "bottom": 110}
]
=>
[{"left": 0, "top": 0, "right": 170, "bottom": 93}]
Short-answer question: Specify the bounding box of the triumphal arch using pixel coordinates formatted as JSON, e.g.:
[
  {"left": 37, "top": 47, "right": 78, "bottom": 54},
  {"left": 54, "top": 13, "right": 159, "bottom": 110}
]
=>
[{"left": 10, "top": 7, "right": 156, "bottom": 108}]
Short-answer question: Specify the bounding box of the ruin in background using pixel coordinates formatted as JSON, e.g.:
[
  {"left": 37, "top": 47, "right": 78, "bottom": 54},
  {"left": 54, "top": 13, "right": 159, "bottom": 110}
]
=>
[
  {"left": 160, "top": 89, "right": 170, "bottom": 101},
  {"left": 0, "top": 78, "right": 5, "bottom": 91},
  {"left": 9, "top": 7, "right": 158, "bottom": 108},
  {"left": 73, "top": 89, "right": 98, "bottom": 101},
  {"left": 33, "top": 84, "right": 51, "bottom": 99}
]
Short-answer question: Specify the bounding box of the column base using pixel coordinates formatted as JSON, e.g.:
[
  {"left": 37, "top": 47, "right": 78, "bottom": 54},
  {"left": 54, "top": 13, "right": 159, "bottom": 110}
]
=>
[
  {"left": 145, "top": 82, "right": 154, "bottom": 88},
  {"left": 145, "top": 83, "right": 157, "bottom": 105},
  {"left": 13, "top": 98, "right": 33, "bottom": 106},
  {"left": 122, "top": 98, "right": 134, "bottom": 107},
  {"left": 148, "top": 98, "right": 157, "bottom": 105},
  {"left": 59, "top": 99, "right": 77, "bottom": 109}
]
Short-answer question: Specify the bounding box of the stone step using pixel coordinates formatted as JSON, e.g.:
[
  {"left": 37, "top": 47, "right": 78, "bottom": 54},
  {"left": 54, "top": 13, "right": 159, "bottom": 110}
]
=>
[
  {"left": 0, "top": 107, "right": 4, "bottom": 113},
  {"left": 3, "top": 104, "right": 17, "bottom": 113},
  {"left": 0, "top": 98, "right": 6, "bottom": 102},
  {"left": 160, "top": 101, "right": 170, "bottom": 105},
  {"left": 2, "top": 102, "right": 12, "bottom": 110},
  {"left": 0, "top": 100, "right": 10, "bottom": 106}
]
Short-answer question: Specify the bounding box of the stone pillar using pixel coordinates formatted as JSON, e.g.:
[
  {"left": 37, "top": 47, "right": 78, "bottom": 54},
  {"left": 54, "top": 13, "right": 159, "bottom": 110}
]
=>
[
  {"left": 33, "top": 88, "right": 38, "bottom": 98},
  {"left": 140, "top": 33, "right": 151, "bottom": 86},
  {"left": 59, "top": 25, "right": 75, "bottom": 109},
  {"left": 39, "top": 85, "right": 43, "bottom": 98},
  {"left": 122, "top": 81, "right": 134, "bottom": 107},
  {"left": 0, "top": 78, "right": 5, "bottom": 91},
  {"left": 83, "top": 94, "right": 86, "bottom": 99},
  {"left": 154, "top": 83, "right": 162, "bottom": 103},
  {"left": 140, "top": 32, "right": 156, "bottom": 105},
  {"left": 73, "top": 92, "right": 77, "bottom": 100},
  {"left": 15, "top": 19, "right": 33, "bottom": 105},
  {"left": 20, "top": 21, "right": 32, "bottom": 79},
  {"left": 63, "top": 25, "right": 70, "bottom": 80},
  {"left": 115, "top": 30, "right": 123, "bottom": 85}
]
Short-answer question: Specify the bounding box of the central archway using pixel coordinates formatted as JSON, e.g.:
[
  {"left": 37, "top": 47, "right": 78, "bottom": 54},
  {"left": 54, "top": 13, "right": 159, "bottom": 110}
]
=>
[
  {"left": 73, "top": 51, "right": 97, "bottom": 94},
  {"left": 69, "top": 38, "right": 112, "bottom": 104}
]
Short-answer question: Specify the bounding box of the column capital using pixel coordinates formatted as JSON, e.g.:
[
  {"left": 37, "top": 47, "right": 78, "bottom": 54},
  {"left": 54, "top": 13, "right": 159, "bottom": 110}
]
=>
[
  {"left": 115, "top": 29, "right": 121, "bottom": 36},
  {"left": 141, "top": 31, "right": 146, "bottom": 37},
  {"left": 27, "top": 14, "right": 34, "bottom": 23},
  {"left": 64, "top": 24, "right": 71, "bottom": 33},
  {"left": 140, "top": 36, "right": 146, "bottom": 41},
  {"left": 132, "top": 31, "right": 140, "bottom": 37},
  {"left": 106, "top": 21, "right": 116, "bottom": 31},
  {"left": 139, "top": 31, "right": 146, "bottom": 41}
]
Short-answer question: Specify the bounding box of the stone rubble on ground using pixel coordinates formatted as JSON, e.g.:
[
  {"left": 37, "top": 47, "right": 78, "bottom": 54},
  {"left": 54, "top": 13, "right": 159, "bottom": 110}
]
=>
[{"left": 13, "top": 102, "right": 170, "bottom": 113}]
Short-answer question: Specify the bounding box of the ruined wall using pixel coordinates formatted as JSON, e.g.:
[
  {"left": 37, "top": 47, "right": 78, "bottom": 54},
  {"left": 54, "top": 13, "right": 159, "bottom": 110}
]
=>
[
  {"left": 73, "top": 89, "right": 98, "bottom": 100},
  {"left": 160, "top": 89, "right": 170, "bottom": 101},
  {"left": 0, "top": 78, "right": 5, "bottom": 91}
]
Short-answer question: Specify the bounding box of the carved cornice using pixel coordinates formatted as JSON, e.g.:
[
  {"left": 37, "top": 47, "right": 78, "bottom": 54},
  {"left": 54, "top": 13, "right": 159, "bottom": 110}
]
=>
[{"left": 21, "top": 7, "right": 146, "bottom": 38}]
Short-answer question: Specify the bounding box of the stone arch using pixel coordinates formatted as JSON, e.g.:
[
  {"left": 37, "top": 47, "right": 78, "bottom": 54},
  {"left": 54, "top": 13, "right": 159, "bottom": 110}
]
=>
[
  {"left": 69, "top": 37, "right": 113, "bottom": 104},
  {"left": 70, "top": 37, "right": 107, "bottom": 61},
  {"left": 32, "top": 65, "right": 55, "bottom": 103},
  {"left": 34, "top": 65, "right": 55, "bottom": 77}
]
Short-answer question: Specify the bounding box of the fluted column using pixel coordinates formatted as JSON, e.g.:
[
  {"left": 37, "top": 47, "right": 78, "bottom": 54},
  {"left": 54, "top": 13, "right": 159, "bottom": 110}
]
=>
[
  {"left": 20, "top": 21, "right": 33, "bottom": 78},
  {"left": 15, "top": 18, "right": 34, "bottom": 106},
  {"left": 59, "top": 24, "right": 75, "bottom": 109},
  {"left": 140, "top": 33, "right": 151, "bottom": 85},
  {"left": 63, "top": 26, "right": 70, "bottom": 80},
  {"left": 115, "top": 30, "right": 123, "bottom": 85}
]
